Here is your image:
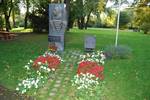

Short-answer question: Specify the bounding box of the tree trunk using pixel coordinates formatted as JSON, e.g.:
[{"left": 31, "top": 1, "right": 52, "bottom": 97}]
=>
[
  {"left": 3, "top": 0, "right": 13, "bottom": 32},
  {"left": 5, "top": 15, "right": 11, "bottom": 32},
  {"left": 77, "top": 17, "right": 85, "bottom": 30},
  {"left": 24, "top": 0, "right": 29, "bottom": 29},
  {"left": 64, "top": 0, "right": 70, "bottom": 31},
  {"left": 78, "top": 18, "right": 83, "bottom": 29},
  {"left": 24, "top": 13, "right": 28, "bottom": 29},
  {"left": 85, "top": 11, "right": 92, "bottom": 29},
  {"left": 49, "top": 0, "right": 52, "bottom": 3},
  {"left": 80, "top": 16, "right": 84, "bottom": 29},
  {"left": 68, "top": 18, "right": 74, "bottom": 28},
  {"left": 0, "top": 15, "right": 4, "bottom": 30},
  {"left": 12, "top": 8, "right": 16, "bottom": 28},
  {"left": 53, "top": 0, "right": 59, "bottom": 3}
]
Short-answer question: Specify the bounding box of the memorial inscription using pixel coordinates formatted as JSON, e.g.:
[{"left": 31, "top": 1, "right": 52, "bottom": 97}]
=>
[{"left": 48, "top": 36, "right": 61, "bottom": 42}]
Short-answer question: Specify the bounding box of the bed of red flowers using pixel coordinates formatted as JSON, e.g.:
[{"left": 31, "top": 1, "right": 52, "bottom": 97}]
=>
[
  {"left": 77, "top": 61, "right": 104, "bottom": 80},
  {"left": 33, "top": 55, "right": 61, "bottom": 69}
]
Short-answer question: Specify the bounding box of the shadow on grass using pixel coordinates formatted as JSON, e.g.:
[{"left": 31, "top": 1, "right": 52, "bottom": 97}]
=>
[{"left": 0, "top": 85, "right": 34, "bottom": 100}]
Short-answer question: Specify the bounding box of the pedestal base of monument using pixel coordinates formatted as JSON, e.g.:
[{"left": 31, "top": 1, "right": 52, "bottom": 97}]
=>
[
  {"left": 48, "top": 34, "right": 64, "bottom": 51},
  {"left": 85, "top": 48, "right": 95, "bottom": 52}
]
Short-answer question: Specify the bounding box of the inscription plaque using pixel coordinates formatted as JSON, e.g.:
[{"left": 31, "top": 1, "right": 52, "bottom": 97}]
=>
[{"left": 48, "top": 36, "right": 61, "bottom": 42}]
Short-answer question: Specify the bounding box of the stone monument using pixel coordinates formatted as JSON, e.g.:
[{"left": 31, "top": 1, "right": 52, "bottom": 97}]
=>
[
  {"left": 48, "top": 4, "right": 67, "bottom": 51},
  {"left": 0, "top": 0, "right": 2, "bottom": 3},
  {"left": 84, "top": 35, "right": 96, "bottom": 52}
]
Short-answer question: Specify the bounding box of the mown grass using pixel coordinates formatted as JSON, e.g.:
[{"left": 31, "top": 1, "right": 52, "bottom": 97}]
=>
[
  {"left": 10, "top": 27, "right": 33, "bottom": 33},
  {"left": 0, "top": 28, "right": 150, "bottom": 100}
]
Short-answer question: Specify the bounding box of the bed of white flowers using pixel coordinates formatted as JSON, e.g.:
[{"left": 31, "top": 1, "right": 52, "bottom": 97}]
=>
[
  {"left": 71, "top": 50, "right": 106, "bottom": 100},
  {"left": 16, "top": 51, "right": 62, "bottom": 94},
  {"left": 72, "top": 72, "right": 105, "bottom": 100},
  {"left": 72, "top": 73, "right": 99, "bottom": 90},
  {"left": 79, "top": 51, "right": 106, "bottom": 65}
]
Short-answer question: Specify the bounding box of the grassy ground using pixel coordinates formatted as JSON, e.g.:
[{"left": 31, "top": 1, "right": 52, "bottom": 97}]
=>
[
  {"left": 10, "top": 27, "right": 33, "bottom": 33},
  {"left": 0, "top": 28, "right": 150, "bottom": 100}
]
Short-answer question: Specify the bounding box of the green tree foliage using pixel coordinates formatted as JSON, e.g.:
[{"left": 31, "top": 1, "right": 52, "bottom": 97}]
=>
[
  {"left": 119, "top": 11, "right": 131, "bottom": 28},
  {"left": 28, "top": 0, "right": 49, "bottom": 32},
  {"left": 72, "top": 0, "right": 101, "bottom": 29},
  {"left": 133, "top": 0, "right": 150, "bottom": 34},
  {"left": 12, "top": 2, "right": 20, "bottom": 28},
  {"left": 67, "top": 0, "right": 77, "bottom": 28},
  {"left": 0, "top": 0, "right": 19, "bottom": 31},
  {"left": 104, "top": 8, "right": 116, "bottom": 28},
  {"left": 24, "top": 0, "right": 30, "bottom": 29}
]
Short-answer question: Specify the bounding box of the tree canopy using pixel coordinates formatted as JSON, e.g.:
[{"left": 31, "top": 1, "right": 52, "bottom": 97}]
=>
[{"left": 0, "top": 0, "right": 149, "bottom": 33}]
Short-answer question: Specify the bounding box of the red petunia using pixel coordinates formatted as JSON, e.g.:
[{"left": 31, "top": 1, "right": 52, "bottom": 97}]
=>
[
  {"left": 33, "top": 55, "right": 60, "bottom": 69},
  {"left": 77, "top": 61, "right": 104, "bottom": 80},
  {"left": 46, "top": 55, "right": 61, "bottom": 69}
]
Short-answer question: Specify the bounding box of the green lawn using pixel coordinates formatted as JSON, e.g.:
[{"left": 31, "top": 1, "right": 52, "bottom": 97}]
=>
[
  {"left": 0, "top": 28, "right": 150, "bottom": 100},
  {"left": 10, "top": 27, "right": 33, "bottom": 33}
]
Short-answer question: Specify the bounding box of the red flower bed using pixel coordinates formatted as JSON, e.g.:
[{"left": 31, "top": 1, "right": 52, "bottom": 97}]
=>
[
  {"left": 33, "top": 55, "right": 61, "bottom": 69},
  {"left": 46, "top": 55, "right": 61, "bottom": 69},
  {"left": 77, "top": 61, "right": 104, "bottom": 80}
]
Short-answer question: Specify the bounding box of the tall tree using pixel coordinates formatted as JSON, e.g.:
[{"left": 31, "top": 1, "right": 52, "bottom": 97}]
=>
[
  {"left": 64, "top": 0, "right": 70, "bottom": 30},
  {"left": 75, "top": 0, "right": 84, "bottom": 29},
  {"left": 1, "top": 0, "right": 13, "bottom": 31},
  {"left": 28, "top": 0, "right": 49, "bottom": 32},
  {"left": 24, "top": 0, "right": 30, "bottom": 29},
  {"left": 119, "top": 11, "right": 131, "bottom": 28},
  {"left": 84, "top": 0, "right": 99, "bottom": 29},
  {"left": 12, "top": 2, "right": 20, "bottom": 28},
  {"left": 0, "top": 1, "right": 4, "bottom": 30},
  {"left": 0, "top": 0, "right": 19, "bottom": 31},
  {"left": 133, "top": 0, "right": 150, "bottom": 34},
  {"left": 73, "top": 0, "right": 102, "bottom": 29}
]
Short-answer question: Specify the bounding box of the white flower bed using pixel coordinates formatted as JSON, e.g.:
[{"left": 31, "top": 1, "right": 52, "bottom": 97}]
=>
[
  {"left": 79, "top": 51, "right": 106, "bottom": 65},
  {"left": 72, "top": 73, "right": 99, "bottom": 90},
  {"left": 16, "top": 51, "right": 62, "bottom": 94}
]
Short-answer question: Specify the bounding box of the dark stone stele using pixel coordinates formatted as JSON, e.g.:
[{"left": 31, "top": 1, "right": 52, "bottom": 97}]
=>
[{"left": 84, "top": 35, "right": 96, "bottom": 52}]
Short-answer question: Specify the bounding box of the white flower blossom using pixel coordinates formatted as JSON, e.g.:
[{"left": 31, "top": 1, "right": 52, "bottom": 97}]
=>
[
  {"left": 30, "top": 60, "right": 33, "bottom": 63},
  {"left": 47, "top": 68, "right": 51, "bottom": 72},
  {"left": 16, "top": 87, "right": 19, "bottom": 91},
  {"left": 52, "top": 68, "right": 55, "bottom": 71},
  {"left": 37, "top": 62, "right": 42, "bottom": 65}
]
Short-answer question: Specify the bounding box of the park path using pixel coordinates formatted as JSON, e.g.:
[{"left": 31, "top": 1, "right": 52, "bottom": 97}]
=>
[
  {"left": 37, "top": 67, "right": 74, "bottom": 100},
  {"left": 37, "top": 51, "right": 80, "bottom": 100}
]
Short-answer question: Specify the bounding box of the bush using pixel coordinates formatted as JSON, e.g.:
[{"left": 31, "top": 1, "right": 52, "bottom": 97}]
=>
[
  {"left": 140, "top": 22, "right": 150, "bottom": 34},
  {"left": 119, "top": 11, "right": 131, "bottom": 29},
  {"left": 29, "top": 14, "right": 48, "bottom": 32},
  {"left": 104, "top": 45, "right": 132, "bottom": 59}
]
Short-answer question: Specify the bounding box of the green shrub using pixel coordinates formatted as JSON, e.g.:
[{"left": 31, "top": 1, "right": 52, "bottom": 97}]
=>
[
  {"left": 140, "top": 22, "right": 150, "bottom": 34},
  {"left": 104, "top": 45, "right": 132, "bottom": 59}
]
